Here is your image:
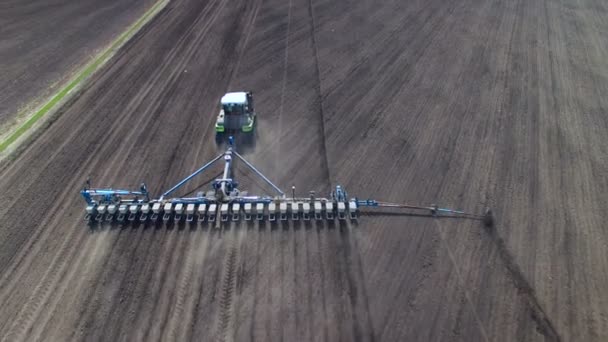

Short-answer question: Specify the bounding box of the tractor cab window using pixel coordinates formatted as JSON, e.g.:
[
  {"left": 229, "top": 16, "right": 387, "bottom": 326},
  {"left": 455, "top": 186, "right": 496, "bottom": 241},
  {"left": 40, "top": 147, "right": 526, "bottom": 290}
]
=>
[{"left": 223, "top": 103, "right": 244, "bottom": 115}]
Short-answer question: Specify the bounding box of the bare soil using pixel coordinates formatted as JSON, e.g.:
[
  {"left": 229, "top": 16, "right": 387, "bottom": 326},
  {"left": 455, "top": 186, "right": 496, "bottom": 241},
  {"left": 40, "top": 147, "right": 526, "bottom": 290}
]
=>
[
  {"left": 0, "top": 0, "right": 607, "bottom": 340},
  {"left": 0, "top": 0, "right": 155, "bottom": 126}
]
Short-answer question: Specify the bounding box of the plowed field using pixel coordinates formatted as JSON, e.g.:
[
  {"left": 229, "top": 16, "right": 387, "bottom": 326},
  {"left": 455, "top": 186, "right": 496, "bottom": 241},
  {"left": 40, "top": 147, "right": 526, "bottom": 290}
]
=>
[
  {"left": 0, "top": 0, "right": 154, "bottom": 125},
  {"left": 1, "top": 0, "right": 607, "bottom": 340}
]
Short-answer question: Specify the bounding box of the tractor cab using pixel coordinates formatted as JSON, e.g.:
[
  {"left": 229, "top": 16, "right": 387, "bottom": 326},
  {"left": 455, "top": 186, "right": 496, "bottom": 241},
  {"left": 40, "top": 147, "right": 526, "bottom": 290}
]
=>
[{"left": 215, "top": 91, "right": 256, "bottom": 133}]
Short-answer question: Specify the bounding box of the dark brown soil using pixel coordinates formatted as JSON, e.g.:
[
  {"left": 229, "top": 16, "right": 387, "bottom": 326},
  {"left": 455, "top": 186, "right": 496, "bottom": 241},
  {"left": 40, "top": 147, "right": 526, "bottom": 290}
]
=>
[
  {"left": 0, "top": 0, "right": 155, "bottom": 126},
  {"left": 0, "top": 0, "right": 607, "bottom": 340}
]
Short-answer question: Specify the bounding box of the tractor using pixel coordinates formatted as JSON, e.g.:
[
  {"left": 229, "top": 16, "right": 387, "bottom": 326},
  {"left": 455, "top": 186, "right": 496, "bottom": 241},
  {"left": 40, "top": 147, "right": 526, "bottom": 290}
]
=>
[{"left": 215, "top": 91, "right": 256, "bottom": 133}]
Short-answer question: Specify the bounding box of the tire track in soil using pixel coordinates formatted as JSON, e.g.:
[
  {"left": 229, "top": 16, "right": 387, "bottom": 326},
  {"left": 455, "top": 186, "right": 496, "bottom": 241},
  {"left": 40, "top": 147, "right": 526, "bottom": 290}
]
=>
[
  {"left": 314, "top": 223, "right": 332, "bottom": 341},
  {"left": 200, "top": 0, "right": 262, "bottom": 338},
  {"left": 278, "top": 224, "right": 288, "bottom": 341},
  {"left": 29, "top": 227, "right": 129, "bottom": 340},
  {"left": 84, "top": 227, "right": 152, "bottom": 340},
  {"left": 335, "top": 221, "right": 375, "bottom": 341},
  {"left": 202, "top": 224, "right": 244, "bottom": 342},
  {"left": 433, "top": 221, "right": 490, "bottom": 342},
  {"left": 252, "top": 0, "right": 360, "bottom": 335},
  {"left": 0, "top": 0, "right": 155, "bottom": 128},
  {"left": 226, "top": 0, "right": 263, "bottom": 90},
  {"left": 247, "top": 222, "right": 274, "bottom": 341},
  {"left": 246, "top": 223, "right": 263, "bottom": 341},
  {"left": 0, "top": 0, "right": 217, "bottom": 304},
  {"left": 305, "top": 222, "right": 328, "bottom": 341},
  {"left": 366, "top": 0, "right": 509, "bottom": 337},
  {"left": 320, "top": 0, "right": 454, "bottom": 149},
  {"left": 276, "top": 0, "right": 293, "bottom": 136},
  {"left": 373, "top": 222, "right": 440, "bottom": 340},
  {"left": 231, "top": 223, "right": 262, "bottom": 341},
  {"left": 76, "top": 0, "right": 221, "bottom": 194},
  {"left": 341, "top": 0, "right": 468, "bottom": 338},
  {"left": 183, "top": 226, "right": 215, "bottom": 342},
  {"left": 53, "top": 228, "right": 124, "bottom": 339},
  {"left": 318, "top": 0, "right": 435, "bottom": 107},
  {"left": 68, "top": 227, "right": 132, "bottom": 340},
  {"left": 296, "top": 223, "right": 316, "bottom": 341},
  {"left": 114, "top": 29, "right": 233, "bottom": 336},
  {"left": 482, "top": 222, "right": 562, "bottom": 341},
  {"left": 374, "top": 0, "right": 510, "bottom": 338},
  {"left": 330, "top": 222, "right": 362, "bottom": 341},
  {"left": 7, "top": 11, "right": 186, "bottom": 287},
  {"left": 72, "top": 0, "right": 243, "bottom": 335},
  {"left": 0, "top": 181, "right": 108, "bottom": 310},
  {"left": 215, "top": 233, "right": 239, "bottom": 342},
  {"left": 315, "top": 221, "right": 351, "bottom": 340},
  {"left": 280, "top": 222, "right": 298, "bottom": 341},
  {"left": 161, "top": 227, "right": 205, "bottom": 342},
  {"left": 140, "top": 227, "right": 191, "bottom": 341},
  {"left": 0, "top": 0, "right": 227, "bottom": 327},
  {"left": 152, "top": 227, "right": 193, "bottom": 340},
  {"left": 74, "top": 100, "right": 207, "bottom": 340},
  {"left": 0, "top": 2, "right": 171, "bottom": 219},
  {"left": 87, "top": 0, "right": 229, "bottom": 191},
  {"left": 3, "top": 0, "right": 605, "bottom": 339},
  {"left": 342, "top": 221, "right": 376, "bottom": 342},
  {"left": 306, "top": 0, "right": 331, "bottom": 184},
  {"left": 188, "top": 228, "right": 228, "bottom": 340},
  {"left": 160, "top": 14, "right": 246, "bottom": 329},
  {"left": 0, "top": 219, "right": 94, "bottom": 340},
  {"left": 423, "top": 50, "right": 555, "bottom": 338},
  {"left": 334, "top": 223, "right": 356, "bottom": 340},
  {"left": 467, "top": 0, "right": 561, "bottom": 338},
  {"left": 71, "top": 227, "right": 148, "bottom": 341},
  {"left": 263, "top": 225, "right": 283, "bottom": 340},
  {"left": 197, "top": 0, "right": 264, "bottom": 335},
  {"left": 95, "top": 227, "right": 166, "bottom": 342},
  {"left": 291, "top": 222, "right": 303, "bottom": 340},
  {"left": 69, "top": 226, "right": 160, "bottom": 341}
]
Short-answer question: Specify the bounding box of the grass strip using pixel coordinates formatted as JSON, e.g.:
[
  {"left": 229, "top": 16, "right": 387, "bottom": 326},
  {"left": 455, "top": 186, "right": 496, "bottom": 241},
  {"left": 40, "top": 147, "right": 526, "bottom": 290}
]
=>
[{"left": 0, "top": 0, "right": 167, "bottom": 153}]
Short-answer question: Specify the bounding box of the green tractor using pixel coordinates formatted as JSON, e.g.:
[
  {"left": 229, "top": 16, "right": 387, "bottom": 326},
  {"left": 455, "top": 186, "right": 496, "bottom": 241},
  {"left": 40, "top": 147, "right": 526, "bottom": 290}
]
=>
[{"left": 215, "top": 91, "right": 256, "bottom": 133}]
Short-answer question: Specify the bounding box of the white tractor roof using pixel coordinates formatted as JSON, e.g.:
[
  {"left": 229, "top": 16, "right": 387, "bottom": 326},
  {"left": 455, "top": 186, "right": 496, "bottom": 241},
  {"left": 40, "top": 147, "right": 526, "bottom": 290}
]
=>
[{"left": 221, "top": 92, "right": 247, "bottom": 105}]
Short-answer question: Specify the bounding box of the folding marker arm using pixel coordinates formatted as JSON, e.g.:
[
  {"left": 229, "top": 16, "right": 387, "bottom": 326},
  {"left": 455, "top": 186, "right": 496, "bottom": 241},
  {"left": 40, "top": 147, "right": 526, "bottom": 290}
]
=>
[
  {"left": 359, "top": 200, "right": 485, "bottom": 219},
  {"left": 81, "top": 188, "right": 149, "bottom": 205}
]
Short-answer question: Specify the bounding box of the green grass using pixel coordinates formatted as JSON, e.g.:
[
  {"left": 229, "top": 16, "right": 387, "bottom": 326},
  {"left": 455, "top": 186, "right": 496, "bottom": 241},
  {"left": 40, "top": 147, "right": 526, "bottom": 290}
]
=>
[{"left": 0, "top": 0, "right": 167, "bottom": 153}]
